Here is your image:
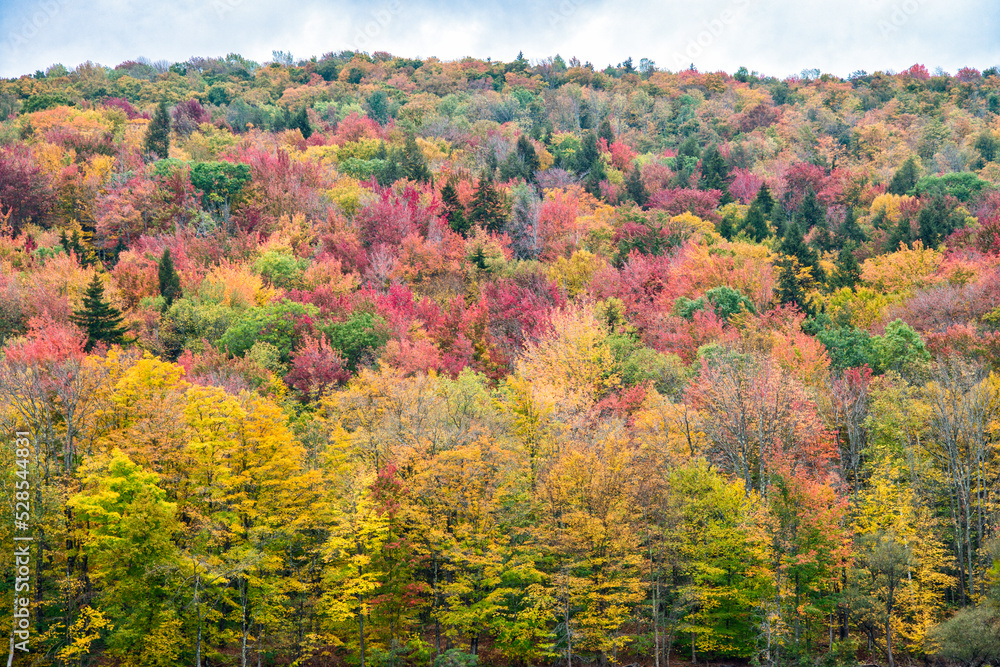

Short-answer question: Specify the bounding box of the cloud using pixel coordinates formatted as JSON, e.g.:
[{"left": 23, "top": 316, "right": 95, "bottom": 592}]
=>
[{"left": 0, "top": 0, "right": 997, "bottom": 78}]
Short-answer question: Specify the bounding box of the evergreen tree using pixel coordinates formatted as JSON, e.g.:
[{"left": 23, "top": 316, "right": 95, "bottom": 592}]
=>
[
  {"left": 158, "top": 248, "right": 182, "bottom": 307},
  {"left": 886, "top": 215, "right": 912, "bottom": 251},
  {"left": 500, "top": 135, "right": 540, "bottom": 182},
  {"left": 598, "top": 117, "right": 614, "bottom": 146},
  {"left": 887, "top": 156, "right": 920, "bottom": 195},
  {"left": 780, "top": 220, "right": 824, "bottom": 282},
  {"left": 741, "top": 201, "right": 770, "bottom": 242},
  {"left": 471, "top": 173, "right": 508, "bottom": 233},
  {"left": 700, "top": 145, "right": 730, "bottom": 198},
  {"left": 776, "top": 256, "right": 811, "bottom": 313},
  {"left": 837, "top": 205, "right": 866, "bottom": 244},
  {"left": 830, "top": 243, "right": 861, "bottom": 290},
  {"left": 798, "top": 188, "right": 831, "bottom": 252},
  {"left": 441, "top": 180, "right": 470, "bottom": 236},
  {"left": 293, "top": 107, "right": 313, "bottom": 139},
  {"left": 143, "top": 100, "right": 170, "bottom": 160},
  {"left": 402, "top": 134, "right": 431, "bottom": 182},
  {"left": 70, "top": 274, "right": 128, "bottom": 352},
  {"left": 626, "top": 166, "right": 648, "bottom": 207}
]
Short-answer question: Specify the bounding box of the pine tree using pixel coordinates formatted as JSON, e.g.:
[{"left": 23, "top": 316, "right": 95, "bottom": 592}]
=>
[
  {"left": 441, "top": 180, "right": 469, "bottom": 236},
  {"left": 741, "top": 201, "right": 770, "bottom": 242},
  {"left": 402, "top": 134, "right": 431, "bottom": 182},
  {"left": 798, "top": 187, "right": 830, "bottom": 251},
  {"left": 830, "top": 243, "right": 861, "bottom": 290},
  {"left": 780, "top": 220, "right": 823, "bottom": 282},
  {"left": 626, "top": 166, "right": 648, "bottom": 207},
  {"left": 598, "top": 117, "right": 614, "bottom": 146},
  {"left": 776, "top": 256, "right": 810, "bottom": 313},
  {"left": 888, "top": 156, "right": 920, "bottom": 195},
  {"left": 158, "top": 248, "right": 182, "bottom": 307},
  {"left": 71, "top": 274, "right": 128, "bottom": 351},
  {"left": 471, "top": 173, "right": 508, "bottom": 232},
  {"left": 293, "top": 107, "right": 312, "bottom": 139},
  {"left": 143, "top": 101, "right": 170, "bottom": 160},
  {"left": 838, "top": 205, "right": 866, "bottom": 244},
  {"left": 700, "top": 144, "right": 729, "bottom": 196}
]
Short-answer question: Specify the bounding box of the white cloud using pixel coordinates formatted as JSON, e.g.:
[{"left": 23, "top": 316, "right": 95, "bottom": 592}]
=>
[{"left": 0, "top": 0, "right": 997, "bottom": 78}]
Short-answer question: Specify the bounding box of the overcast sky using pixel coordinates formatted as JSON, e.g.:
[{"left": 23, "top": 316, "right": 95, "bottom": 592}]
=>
[{"left": 0, "top": 0, "right": 998, "bottom": 79}]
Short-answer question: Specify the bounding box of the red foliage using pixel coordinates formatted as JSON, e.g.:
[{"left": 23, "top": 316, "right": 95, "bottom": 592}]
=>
[
  {"left": 728, "top": 168, "right": 764, "bottom": 204},
  {"left": 4, "top": 317, "right": 86, "bottom": 367},
  {"left": 647, "top": 187, "right": 722, "bottom": 221},
  {"left": 331, "top": 112, "right": 386, "bottom": 145},
  {"left": 285, "top": 335, "right": 350, "bottom": 399},
  {"left": 171, "top": 99, "right": 211, "bottom": 135},
  {"left": 900, "top": 63, "right": 930, "bottom": 80},
  {"left": 0, "top": 147, "right": 52, "bottom": 232}
]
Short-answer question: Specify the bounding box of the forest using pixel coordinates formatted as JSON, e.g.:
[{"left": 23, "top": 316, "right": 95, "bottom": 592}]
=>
[{"left": 0, "top": 52, "right": 999, "bottom": 667}]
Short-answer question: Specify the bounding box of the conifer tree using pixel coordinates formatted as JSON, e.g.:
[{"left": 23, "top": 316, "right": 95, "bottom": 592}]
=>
[
  {"left": 403, "top": 134, "right": 431, "bottom": 182},
  {"left": 626, "top": 166, "right": 648, "bottom": 207},
  {"left": 441, "top": 180, "right": 469, "bottom": 236},
  {"left": 700, "top": 144, "right": 729, "bottom": 197},
  {"left": 598, "top": 117, "right": 614, "bottom": 146},
  {"left": 158, "top": 248, "right": 182, "bottom": 307},
  {"left": 471, "top": 172, "right": 508, "bottom": 232},
  {"left": 830, "top": 243, "right": 861, "bottom": 290},
  {"left": 741, "top": 201, "right": 770, "bottom": 242},
  {"left": 888, "top": 156, "right": 920, "bottom": 195},
  {"left": 71, "top": 274, "right": 128, "bottom": 351},
  {"left": 143, "top": 101, "right": 170, "bottom": 160},
  {"left": 838, "top": 205, "right": 866, "bottom": 244},
  {"left": 293, "top": 107, "right": 312, "bottom": 139}
]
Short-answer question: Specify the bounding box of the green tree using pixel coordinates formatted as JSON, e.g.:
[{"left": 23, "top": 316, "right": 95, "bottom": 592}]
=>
[
  {"left": 887, "top": 156, "right": 919, "bottom": 195},
  {"left": 470, "top": 172, "right": 508, "bottom": 232},
  {"left": 144, "top": 100, "right": 171, "bottom": 160},
  {"left": 403, "top": 134, "right": 432, "bottom": 182},
  {"left": 71, "top": 274, "right": 128, "bottom": 351},
  {"left": 699, "top": 145, "right": 729, "bottom": 199},
  {"left": 158, "top": 248, "right": 182, "bottom": 307},
  {"left": 441, "top": 180, "right": 470, "bottom": 236},
  {"left": 293, "top": 107, "right": 313, "bottom": 139},
  {"left": 830, "top": 243, "right": 861, "bottom": 290}
]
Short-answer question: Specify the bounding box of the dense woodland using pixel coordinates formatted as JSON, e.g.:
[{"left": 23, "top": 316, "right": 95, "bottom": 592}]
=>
[{"left": 1, "top": 51, "right": 1000, "bottom": 667}]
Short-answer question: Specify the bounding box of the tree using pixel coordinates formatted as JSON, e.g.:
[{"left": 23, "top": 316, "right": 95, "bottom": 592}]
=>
[
  {"left": 293, "top": 107, "right": 313, "bottom": 139},
  {"left": 403, "top": 134, "right": 431, "bottom": 182},
  {"left": 158, "top": 248, "right": 182, "bottom": 307},
  {"left": 71, "top": 274, "right": 128, "bottom": 351},
  {"left": 829, "top": 243, "right": 861, "bottom": 290},
  {"left": 441, "top": 180, "right": 470, "bottom": 236},
  {"left": 470, "top": 172, "right": 508, "bottom": 232},
  {"left": 598, "top": 117, "right": 614, "bottom": 146},
  {"left": 888, "top": 157, "right": 919, "bottom": 195},
  {"left": 837, "top": 206, "right": 866, "bottom": 244},
  {"left": 144, "top": 101, "right": 171, "bottom": 160},
  {"left": 626, "top": 166, "right": 649, "bottom": 207},
  {"left": 699, "top": 145, "right": 729, "bottom": 198}
]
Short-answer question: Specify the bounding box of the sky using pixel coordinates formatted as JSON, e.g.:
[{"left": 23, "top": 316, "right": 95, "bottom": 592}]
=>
[{"left": 0, "top": 0, "right": 998, "bottom": 79}]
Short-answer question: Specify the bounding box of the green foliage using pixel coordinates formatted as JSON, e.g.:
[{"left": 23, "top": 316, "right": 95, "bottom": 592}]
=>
[
  {"left": 874, "top": 319, "right": 930, "bottom": 374},
  {"left": 253, "top": 250, "right": 308, "bottom": 289},
  {"left": 70, "top": 274, "right": 128, "bottom": 351},
  {"left": 928, "top": 605, "right": 1000, "bottom": 667},
  {"left": 888, "top": 156, "right": 920, "bottom": 195},
  {"left": 319, "top": 311, "right": 390, "bottom": 370},
  {"left": 144, "top": 100, "right": 171, "bottom": 160},
  {"left": 470, "top": 172, "right": 508, "bottom": 232},
  {"left": 433, "top": 648, "right": 479, "bottom": 667},
  {"left": 189, "top": 160, "right": 252, "bottom": 208},
  {"left": 817, "top": 326, "right": 879, "bottom": 371},
  {"left": 218, "top": 299, "right": 319, "bottom": 362},
  {"left": 913, "top": 172, "right": 990, "bottom": 202},
  {"left": 157, "top": 248, "right": 182, "bottom": 306}
]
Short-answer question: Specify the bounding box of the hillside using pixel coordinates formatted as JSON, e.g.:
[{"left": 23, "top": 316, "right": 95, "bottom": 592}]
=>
[{"left": 1, "top": 53, "right": 1000, "bottom": 667}]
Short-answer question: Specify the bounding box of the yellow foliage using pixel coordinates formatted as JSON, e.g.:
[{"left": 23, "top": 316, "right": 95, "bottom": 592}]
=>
[
  {"left": 869, "top": 193, "right": 913, "bottom": 224},
  {"left": 547, "top": 250, "right": 607, "bottom": 297},
  {"left": 200, "top": 261, "right": 277, "bottom": 308},
  {"left": 861, "top": 241, "right": 943, "bottom": 294}
]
